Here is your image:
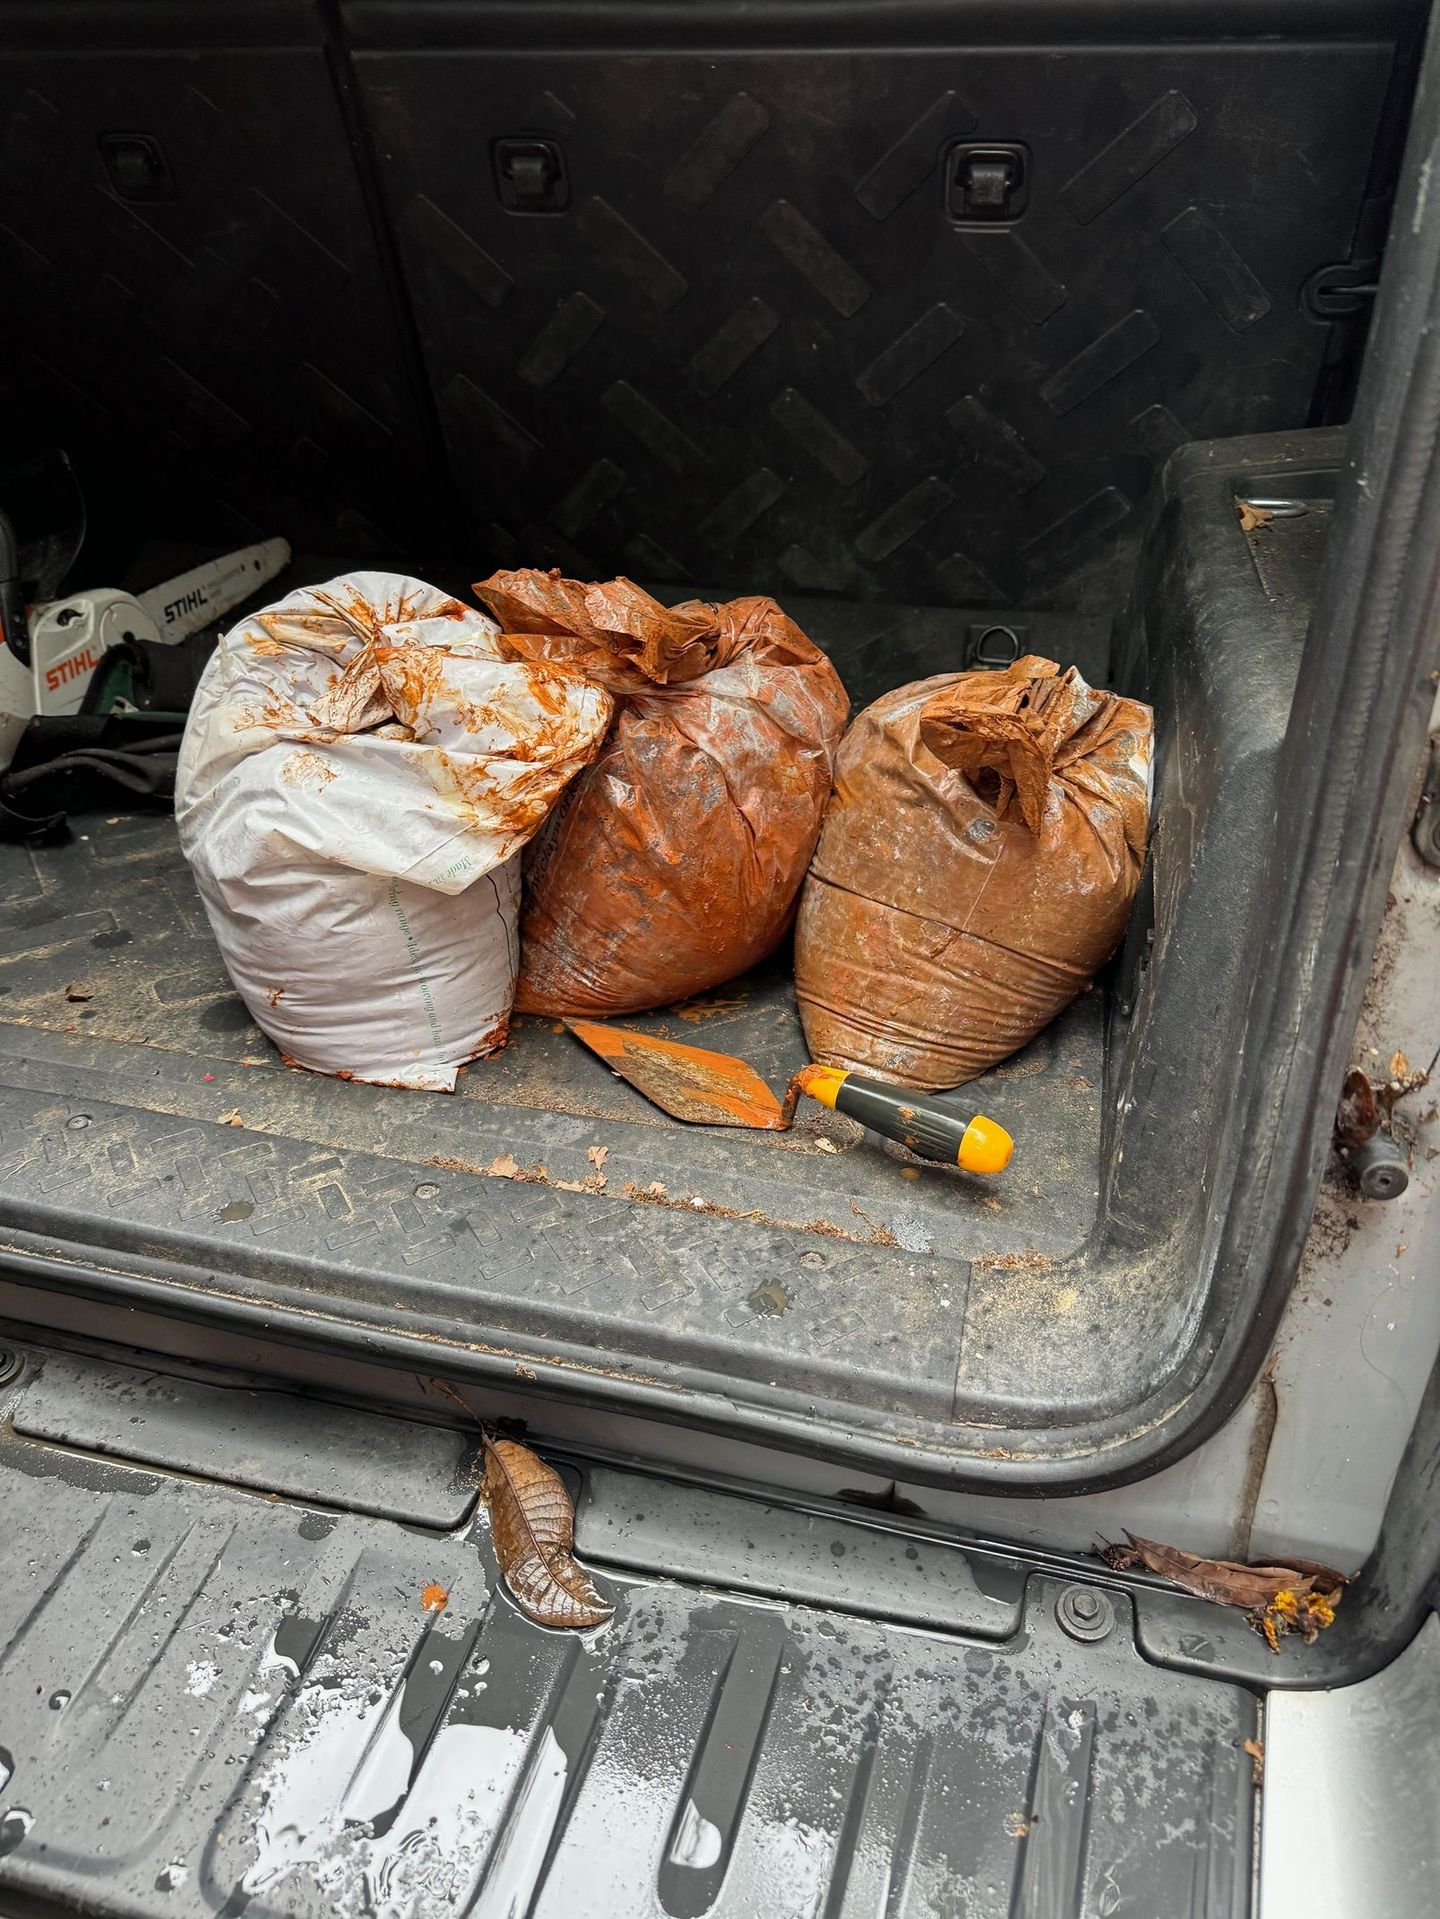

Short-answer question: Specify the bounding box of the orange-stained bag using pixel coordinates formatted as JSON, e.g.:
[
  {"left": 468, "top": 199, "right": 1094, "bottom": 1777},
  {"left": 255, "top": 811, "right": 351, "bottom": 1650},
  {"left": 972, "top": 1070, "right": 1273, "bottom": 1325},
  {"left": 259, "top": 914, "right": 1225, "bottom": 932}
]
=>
[
  {"left": 473, "top": 570, "right": 850, "bottom": 1016},
  {"left": 795, "top": 656, "right": 1152, "bottom": 1088}
]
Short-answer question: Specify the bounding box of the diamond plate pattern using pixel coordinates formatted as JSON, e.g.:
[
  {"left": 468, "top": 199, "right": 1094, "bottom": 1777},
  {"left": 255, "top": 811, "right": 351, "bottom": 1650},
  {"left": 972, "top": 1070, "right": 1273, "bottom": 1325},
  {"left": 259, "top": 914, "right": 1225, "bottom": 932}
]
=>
[
  {"left": 362, "top": 42, "right": 1391, "bottom": 605},
  {"left": 0, "top": 786, "right": 1103, "bottom": 1433},
  {"left": 0, "top": 49, "right": 443, "bottom": 562}
]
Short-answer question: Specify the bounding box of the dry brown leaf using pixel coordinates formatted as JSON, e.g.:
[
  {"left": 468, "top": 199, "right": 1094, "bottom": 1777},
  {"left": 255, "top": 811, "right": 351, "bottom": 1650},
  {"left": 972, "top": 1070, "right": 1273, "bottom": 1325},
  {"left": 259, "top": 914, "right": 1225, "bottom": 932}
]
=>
[
  {"left": 1335, "top": 1067, "right": 1378, "bottom": 1148},
  {"left": 587, "top": 1144, "right": 608, "bottom": 1171},
  {"left": 646, "top": 1180, "right": 667, "bottom": 1198},
  {"left": 64, "top": 982, "right": 94, "bottom": 1003},
  {"left": 1244, "top": 1737, "right": 1264, "bottom": 1785},
  {"left": 483, "top": 1436, "right": 614, "bottom": 1632},
  {"left": 1237, "top": 502, "right": 1274, "bottom": 533},
  {"left": 1390, "top": 1049, "right": 1411, "bottom": 1082},
  {"left": 488, "top": 1153, "right": 521, "bottom": 1179},
  {"left": 217, "top": 1110, "right": 245, "bottom": 1127},
  {"left": 1101, "top": 1531, "right": 1347, "bottom": 1608}
]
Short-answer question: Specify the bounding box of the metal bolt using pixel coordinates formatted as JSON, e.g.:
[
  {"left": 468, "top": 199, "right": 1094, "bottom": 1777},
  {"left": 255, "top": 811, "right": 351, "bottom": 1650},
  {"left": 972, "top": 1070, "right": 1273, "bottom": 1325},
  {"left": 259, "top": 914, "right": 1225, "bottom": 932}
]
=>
[
  {"left": 414, "top": 1183, "right": 441, "bottom": 1201},
  {"left": 1057, "top": 1584, "right": 1115, "bottom": 1642},
  {"left": 1351, "top": 1134, "right": 1410, "bottom": 1201},
  {"left": 66, "top": 1113, "right": 91, "bottom": 1130},
  {"left": 0, "top": 1350, "right": 22, "bottom": 1388}
]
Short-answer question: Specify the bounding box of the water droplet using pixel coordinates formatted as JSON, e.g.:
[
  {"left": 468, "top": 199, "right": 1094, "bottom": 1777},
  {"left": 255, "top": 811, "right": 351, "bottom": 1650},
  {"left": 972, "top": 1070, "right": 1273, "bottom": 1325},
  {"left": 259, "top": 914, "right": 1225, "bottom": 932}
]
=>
[
  {"left": 0, "top": 1809, "right": 33, "bottom": 1856},
  {"left": 49, "top": 1690, "right": 70, "bottom": 1713}
]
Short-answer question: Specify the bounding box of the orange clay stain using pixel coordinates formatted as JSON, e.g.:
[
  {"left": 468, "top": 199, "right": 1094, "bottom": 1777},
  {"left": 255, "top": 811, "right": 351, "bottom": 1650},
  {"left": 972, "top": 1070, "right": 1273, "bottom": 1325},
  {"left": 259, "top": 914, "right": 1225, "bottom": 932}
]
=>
[
  {"left": 277, "top": 750, "right": 337, "bottom": 790},
  {"left": 421, "top": 1582, "right": 449, "bottom": 1612},
  {"left": 485, "top": 574, "right": 848, "bottom": 1021},
  {"left": 794, "top": 658, "right": 1151, "bottom": 1088}
]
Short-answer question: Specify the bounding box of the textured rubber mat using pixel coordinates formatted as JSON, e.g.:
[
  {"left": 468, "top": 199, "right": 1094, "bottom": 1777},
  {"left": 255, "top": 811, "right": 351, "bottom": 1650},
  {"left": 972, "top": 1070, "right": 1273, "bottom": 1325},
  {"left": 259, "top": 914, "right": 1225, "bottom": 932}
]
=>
[
  {"left": 0, "top": 1342, "right": 1259, "bottom": 1919},
  {"left": 357, "top": 34, "right": 1393, "bottom": 606},
  {"left": 0, "top": 594, "right": 1116, "bottom": 1458}
]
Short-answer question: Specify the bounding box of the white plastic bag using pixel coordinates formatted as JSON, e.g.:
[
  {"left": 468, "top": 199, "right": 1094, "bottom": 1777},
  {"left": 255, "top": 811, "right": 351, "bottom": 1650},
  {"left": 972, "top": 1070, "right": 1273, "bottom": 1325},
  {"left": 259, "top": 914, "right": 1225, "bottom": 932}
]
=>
[{"left": 176, "top": 572, "right": 612, "bottom": 1090}]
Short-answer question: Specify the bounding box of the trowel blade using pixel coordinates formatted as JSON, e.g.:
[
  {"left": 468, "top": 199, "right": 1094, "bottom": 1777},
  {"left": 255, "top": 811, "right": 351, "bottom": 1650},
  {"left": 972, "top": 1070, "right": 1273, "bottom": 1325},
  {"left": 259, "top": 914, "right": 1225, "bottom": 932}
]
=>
[{"left": 566, "top": 1020, "right": 788, "bottom": 1129}]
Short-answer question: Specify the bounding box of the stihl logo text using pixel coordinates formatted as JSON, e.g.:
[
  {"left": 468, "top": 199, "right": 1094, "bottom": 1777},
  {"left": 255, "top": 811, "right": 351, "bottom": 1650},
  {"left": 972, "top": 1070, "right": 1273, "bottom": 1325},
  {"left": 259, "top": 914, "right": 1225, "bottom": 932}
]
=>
[
  {"left": 45, "top": 648, "right": 99, "bottom": 692},
  {"left": 163, "top": 586, "right": 208, "bottom": 624}
]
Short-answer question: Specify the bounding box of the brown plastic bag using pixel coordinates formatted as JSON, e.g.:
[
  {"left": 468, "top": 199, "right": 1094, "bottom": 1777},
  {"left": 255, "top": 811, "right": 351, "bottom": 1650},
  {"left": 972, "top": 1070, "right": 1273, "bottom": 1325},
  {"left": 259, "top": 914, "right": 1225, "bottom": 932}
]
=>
[
  {"left": 795, "top": 656, "right": 1152, "bottom": 1088},
  {"left": 474, "top": 570, "right": 850, "bottom": 1016}
]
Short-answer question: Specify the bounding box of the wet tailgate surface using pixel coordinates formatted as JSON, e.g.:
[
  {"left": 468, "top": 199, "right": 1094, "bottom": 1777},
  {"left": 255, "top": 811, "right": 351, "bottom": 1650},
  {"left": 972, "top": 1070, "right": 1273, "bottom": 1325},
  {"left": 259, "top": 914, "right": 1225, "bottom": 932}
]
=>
[{"left": 0, "top": 1358, "right": 1258, "bottom": 1919}]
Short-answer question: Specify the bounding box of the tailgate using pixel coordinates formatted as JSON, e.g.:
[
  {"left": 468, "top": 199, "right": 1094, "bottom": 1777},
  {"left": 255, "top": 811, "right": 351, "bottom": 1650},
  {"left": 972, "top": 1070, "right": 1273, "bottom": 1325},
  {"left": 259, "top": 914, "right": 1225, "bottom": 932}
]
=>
[{"left": 0, "top": 1341, "right": 1259, "bottom": 1918}]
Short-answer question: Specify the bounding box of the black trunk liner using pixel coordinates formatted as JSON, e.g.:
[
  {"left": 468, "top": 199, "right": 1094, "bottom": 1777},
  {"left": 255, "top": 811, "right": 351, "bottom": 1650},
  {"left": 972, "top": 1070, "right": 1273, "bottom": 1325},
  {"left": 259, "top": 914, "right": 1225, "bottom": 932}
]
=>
[{"left": 0, "top": 596, "right": 1111, "bottom": 1456}]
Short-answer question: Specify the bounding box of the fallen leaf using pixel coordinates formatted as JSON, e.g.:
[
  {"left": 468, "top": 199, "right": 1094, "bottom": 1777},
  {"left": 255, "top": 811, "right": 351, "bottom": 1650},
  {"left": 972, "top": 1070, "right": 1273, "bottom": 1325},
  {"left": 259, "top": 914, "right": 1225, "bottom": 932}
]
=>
[
  {"left": 1101, "top": 1531, "right": 1347, "bottom": 1609},
  {"left": 483, "top": 1436, "right": 614, "bottom": 1631},
  {"left": 64, "top": 982, "right": 94, "bottom": 1003},
  {"left": 815, "top": 1138, "right": 839, "bottom": 1154},
  {"left": 1237, "top": 502, "right": 1274, "bottom": 533},
  {"left": 217, "top": 1110, "right": 245, "bottom": 1127},
  {"left": 1390, "top": 1049, "right": 1411, "bottom": 1082},
  {"left": 1004, "top": 1810, "right": 1029, "bottom": 1838},
  {"left": 647, "top": 1181, "right": 667, "bottom": 1198},
  {"left": 587, "top": 1144, "right": 608, "bottom": 1171},
  {"left": 1101, "top": 1532, "right": 1350, "bottom": 1651},
  {"left": 488, "top": 1153, "right": 521, "bottom": 1179},
  {"left": 1244, "top": 1737, "right": 1264, "bottom": 1785},
  {"left": 420, "top": 1582, "right": 449, "bottom": 1613},
  {"left": 1335, "top": 1067, "right": 1378, "bottom": 1148}
]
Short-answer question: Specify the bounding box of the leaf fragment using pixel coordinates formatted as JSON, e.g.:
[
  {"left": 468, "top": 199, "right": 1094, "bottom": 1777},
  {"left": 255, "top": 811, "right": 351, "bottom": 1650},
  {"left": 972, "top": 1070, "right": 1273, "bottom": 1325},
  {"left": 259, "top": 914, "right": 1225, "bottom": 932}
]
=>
[
  {"left": 483, "top": 1436, "right": 614, "bottom": 1632},
  {"left": 1335, "top": 1068, "right": 1378, "bottom": 1148},
  {"left": 1100, "top": 1531, "right": 1351, "bottom": 1652},
  {"left": 217, "top": 1109, "right": 245, "bottom": 1127},
  {"left": 1244, "top": 1737, "right": 1265, "bottom": 1784},
  {"left": 587, "top": 1144, "right": 608, "bottom": 1171},
  {"left": 488, "top": 1153, "right": 521, "bottom": 1178}
]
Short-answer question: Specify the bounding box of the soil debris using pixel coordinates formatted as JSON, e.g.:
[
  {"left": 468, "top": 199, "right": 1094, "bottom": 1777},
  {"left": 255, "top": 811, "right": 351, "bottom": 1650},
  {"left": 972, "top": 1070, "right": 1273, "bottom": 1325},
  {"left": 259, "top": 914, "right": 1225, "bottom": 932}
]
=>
[{"left": 981, "top": 1249, "right": 1053, "bottom": 1272}]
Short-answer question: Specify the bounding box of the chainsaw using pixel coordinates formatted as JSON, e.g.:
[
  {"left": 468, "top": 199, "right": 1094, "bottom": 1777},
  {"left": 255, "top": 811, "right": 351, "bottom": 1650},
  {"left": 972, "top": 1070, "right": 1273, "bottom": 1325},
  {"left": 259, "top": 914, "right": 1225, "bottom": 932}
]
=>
[{"left": 0, "top": 452, "right": 289, "bottom": 840}]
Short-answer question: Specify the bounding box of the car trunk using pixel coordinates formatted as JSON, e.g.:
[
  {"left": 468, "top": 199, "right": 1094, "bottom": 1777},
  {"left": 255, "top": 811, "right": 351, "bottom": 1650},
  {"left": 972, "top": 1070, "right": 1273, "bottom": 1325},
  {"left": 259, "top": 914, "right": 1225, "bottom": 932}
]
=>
[{"left": 0, "top": 0, "right": 1427, "bottom": 1490}]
